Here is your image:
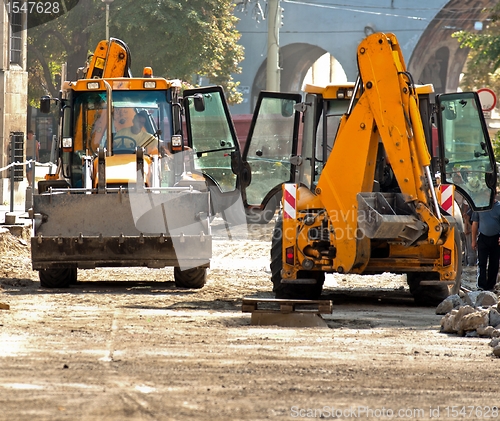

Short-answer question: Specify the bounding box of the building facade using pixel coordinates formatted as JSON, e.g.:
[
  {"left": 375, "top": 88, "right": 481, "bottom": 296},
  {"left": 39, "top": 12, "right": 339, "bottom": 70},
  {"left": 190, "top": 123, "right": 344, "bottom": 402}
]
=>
[{"left": 0, "top": 4, "right": 28, "bottom": 206}]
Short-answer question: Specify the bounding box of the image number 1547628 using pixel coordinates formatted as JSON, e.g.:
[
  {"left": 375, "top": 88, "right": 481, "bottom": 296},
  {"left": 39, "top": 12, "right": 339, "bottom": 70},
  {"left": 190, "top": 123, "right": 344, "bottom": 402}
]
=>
[
  {"left": 6, "top": 1, "right": 61, "bottom": 14},
  {"left": 4, "top": 0, "right": 81, "bottom": 29}
]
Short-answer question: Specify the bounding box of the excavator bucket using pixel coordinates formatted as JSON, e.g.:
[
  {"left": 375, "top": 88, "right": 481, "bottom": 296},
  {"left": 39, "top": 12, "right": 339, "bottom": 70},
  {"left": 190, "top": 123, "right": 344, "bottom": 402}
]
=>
[{"left": 357, "top": 192, "right": 427, "bottom": 245}]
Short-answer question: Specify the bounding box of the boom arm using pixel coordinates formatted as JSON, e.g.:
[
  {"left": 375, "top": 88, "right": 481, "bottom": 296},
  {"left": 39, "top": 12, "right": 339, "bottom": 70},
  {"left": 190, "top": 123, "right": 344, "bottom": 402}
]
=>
[{"left": 85, "top": 38, "right": 132, "bottom": 79}]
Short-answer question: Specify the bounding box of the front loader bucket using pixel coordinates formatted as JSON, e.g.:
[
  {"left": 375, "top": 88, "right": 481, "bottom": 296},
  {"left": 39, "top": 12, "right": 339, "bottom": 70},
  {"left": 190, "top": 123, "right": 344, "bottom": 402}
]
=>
[
  {"left": 357, "top": 192, "right": 427, "bottom": 244},
  {"left": 31, "top": 188, "right": 211, "bottom": 271}
]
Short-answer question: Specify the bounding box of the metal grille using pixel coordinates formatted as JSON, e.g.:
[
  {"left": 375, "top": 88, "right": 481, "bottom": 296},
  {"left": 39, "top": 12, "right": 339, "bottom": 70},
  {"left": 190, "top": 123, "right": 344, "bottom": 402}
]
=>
[{"left": 10, "top": 132, "right": 24, "bottom": 182}]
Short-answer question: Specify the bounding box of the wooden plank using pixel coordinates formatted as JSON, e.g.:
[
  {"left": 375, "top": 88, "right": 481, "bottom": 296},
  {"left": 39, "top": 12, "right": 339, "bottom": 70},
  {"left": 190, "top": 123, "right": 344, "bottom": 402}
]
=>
[
  {"left": 241, "top": 297, "right": 332, "bottom": 314},
  {"left": 0, "top": 302, "right": 10, "bottom": 310}
]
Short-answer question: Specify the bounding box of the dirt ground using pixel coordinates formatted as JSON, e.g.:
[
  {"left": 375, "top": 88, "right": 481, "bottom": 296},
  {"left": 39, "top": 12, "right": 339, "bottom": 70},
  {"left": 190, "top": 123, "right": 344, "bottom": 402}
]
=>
[{"left": 0, "top": 218, "right": 499, "bottom": 421}]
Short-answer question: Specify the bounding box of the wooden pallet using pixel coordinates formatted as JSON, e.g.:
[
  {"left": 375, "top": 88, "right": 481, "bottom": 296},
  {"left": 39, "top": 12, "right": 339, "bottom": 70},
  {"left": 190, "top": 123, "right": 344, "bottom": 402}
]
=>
[{"left": 241, "top": 297, "right": 332, "bottom": 314}]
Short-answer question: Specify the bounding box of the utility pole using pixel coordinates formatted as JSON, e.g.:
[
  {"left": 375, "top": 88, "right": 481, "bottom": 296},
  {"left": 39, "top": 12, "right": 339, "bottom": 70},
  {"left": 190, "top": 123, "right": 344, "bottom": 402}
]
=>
[
  {"left": 266, "top": 0, "right": 281, "bottom": 91},
  {"left": 101, "top": 0, "right": 114, "bottom": 40}
]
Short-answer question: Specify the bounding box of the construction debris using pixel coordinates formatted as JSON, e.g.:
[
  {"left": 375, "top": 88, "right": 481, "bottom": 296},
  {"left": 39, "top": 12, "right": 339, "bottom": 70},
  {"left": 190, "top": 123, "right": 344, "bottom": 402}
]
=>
[
  {"left": 0, "top": 302, "right": 9, "bottom": 310},
  {"left": 0, "top": 227, "right": 30, "bottom": 255},
  {"left": 438, "top": 290, "right": 500, "bottom": 357},
  {"left": 436, "top": 290, "right": 498, "bottom": 315}
]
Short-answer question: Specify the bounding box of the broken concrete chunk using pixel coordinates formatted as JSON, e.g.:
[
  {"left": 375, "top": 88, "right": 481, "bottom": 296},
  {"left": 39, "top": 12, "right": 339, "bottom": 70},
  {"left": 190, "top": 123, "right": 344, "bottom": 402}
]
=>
[
  {"left": 489, "top": 338, "right": 500, "bottom": 347},
  {"left": 463, "top": 291, "right": 481, "bottom": 307},
  {"left": 436, "top": 294, "right": 464, "bottom": 315},
  {"left": 476, "top": 325, "right": 498, "bottom": 338},
  {"left": 475, "top": 291, "right": 498, "bottom": 308},
  {"left": 440, "top": 312, "right": 456, "bottom": 333},
  {"left": 489, "top": 308, "right": 500, "bottom": 327},
  {"left": 451, "top": 305, "right": 476, "bottom": 333},
  {"left": 457, "top": 310, "right": 489, "bottom": 335},
  {"left": 492, "top": 344, "right": 500, "bottom": 357}
]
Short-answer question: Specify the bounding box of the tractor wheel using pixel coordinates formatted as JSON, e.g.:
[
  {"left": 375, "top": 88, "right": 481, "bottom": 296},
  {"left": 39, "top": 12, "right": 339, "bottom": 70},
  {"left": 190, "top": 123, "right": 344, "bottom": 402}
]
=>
[
  {"left": 174, "top": 266, "right": 207, "bottom": 289},
  {"left": 270, "top": 216, "right": 324, "bottom": 299},
  {"left": 406, "top": 273, "right": 449, "bottom": 306},
  {"left": 39, "top": 268, "right": 77, "bottom": 288},
  {"left": 407, "top": 228, "right": 462, "bottom": 304}
]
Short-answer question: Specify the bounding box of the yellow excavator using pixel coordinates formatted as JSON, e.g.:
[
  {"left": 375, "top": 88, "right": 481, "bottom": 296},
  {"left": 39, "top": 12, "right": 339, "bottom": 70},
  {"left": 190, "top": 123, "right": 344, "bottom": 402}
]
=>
[
  {"left": 179, "top": 32, "right": 497, "bottom": 305},
  {"left": 268, "top": 33, "right": 497, "bottom": 304},
  {"left": 33, "top": 38, "right": 211, "bottom": 288}
]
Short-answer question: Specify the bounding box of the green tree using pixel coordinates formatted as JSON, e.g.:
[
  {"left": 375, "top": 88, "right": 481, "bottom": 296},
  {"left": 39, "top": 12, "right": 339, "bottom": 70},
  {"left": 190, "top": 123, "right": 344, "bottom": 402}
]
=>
[{"left": 27, "top": 0, "right": 244, "bottom": 106}]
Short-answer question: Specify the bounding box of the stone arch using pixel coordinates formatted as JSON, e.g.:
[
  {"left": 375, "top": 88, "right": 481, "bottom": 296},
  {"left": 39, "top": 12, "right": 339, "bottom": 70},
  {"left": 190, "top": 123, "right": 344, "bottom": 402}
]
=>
[
  {"left": 409, "top": 0, "right": 494, "bottom": 93},
  {"left": 251, "top": 43, "right": 347, "bottom": 110},
  {"left": 417, "top": 46, "right": 450, "bottom": 94}
]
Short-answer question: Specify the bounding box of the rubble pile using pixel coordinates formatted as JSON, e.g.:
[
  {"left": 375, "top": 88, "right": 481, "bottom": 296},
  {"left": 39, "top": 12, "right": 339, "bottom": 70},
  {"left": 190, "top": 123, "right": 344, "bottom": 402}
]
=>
[
  {"left": 438, "top": 290, "right": 500, "bottom": 357},
  {"left": 0, "top": 227, "right": 30, "bottom": 256},
  {"left": 0, "top": 228, "right": 35, "bottom": 285}
]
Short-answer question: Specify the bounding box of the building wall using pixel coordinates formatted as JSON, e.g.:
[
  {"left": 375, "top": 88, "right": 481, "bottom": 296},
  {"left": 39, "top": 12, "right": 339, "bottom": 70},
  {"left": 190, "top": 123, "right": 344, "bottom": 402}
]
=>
[{"left": 0, "top": 6, "right": 28, "bottom": 206}]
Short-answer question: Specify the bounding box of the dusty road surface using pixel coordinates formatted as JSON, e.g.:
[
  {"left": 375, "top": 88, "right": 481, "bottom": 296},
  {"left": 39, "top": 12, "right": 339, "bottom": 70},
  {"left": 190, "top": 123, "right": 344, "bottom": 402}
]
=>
[{"left": 0, "top": 218, "right": 499, "bottom": 421}]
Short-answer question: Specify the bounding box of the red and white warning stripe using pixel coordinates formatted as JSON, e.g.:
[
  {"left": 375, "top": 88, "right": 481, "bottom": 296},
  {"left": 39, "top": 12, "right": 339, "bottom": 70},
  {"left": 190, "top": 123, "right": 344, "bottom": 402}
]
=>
[
  {"left": 283, "top": 183, "right": 297, "bottom": 219},
  {"left": 440, "top": 184, "right": 453, "bottom": 214}
]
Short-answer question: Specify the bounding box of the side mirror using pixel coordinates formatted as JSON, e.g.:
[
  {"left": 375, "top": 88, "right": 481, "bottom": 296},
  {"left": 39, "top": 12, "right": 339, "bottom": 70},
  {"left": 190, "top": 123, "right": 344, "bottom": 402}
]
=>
[
  {"left": 40, "top": 96, "right": 52, "bottom": 114},
  {"left": 193, "top": 94, "right": 205, "bottom": 112}
]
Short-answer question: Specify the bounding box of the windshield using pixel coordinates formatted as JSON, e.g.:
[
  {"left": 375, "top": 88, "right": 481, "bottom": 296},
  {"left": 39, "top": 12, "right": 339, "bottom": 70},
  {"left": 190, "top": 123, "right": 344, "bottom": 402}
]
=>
[{"left": 73, "top": 90, "right": 173, "bottom": 155}]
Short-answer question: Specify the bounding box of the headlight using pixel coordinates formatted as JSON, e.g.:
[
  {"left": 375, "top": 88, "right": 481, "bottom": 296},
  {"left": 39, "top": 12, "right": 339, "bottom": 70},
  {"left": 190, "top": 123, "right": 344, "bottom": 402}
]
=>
[
  {"left": 62, "top": 137, "right": 73, "bottom": 148},
  {"left": 171, "top": 135, "right": 182, "bottom": 147}
]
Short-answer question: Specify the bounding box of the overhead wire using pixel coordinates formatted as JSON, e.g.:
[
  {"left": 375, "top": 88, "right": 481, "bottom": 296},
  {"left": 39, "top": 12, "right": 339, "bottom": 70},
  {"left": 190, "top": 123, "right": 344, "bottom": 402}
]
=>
[{"left": 237, "top": 0, "right": 495, "bottom": 23}]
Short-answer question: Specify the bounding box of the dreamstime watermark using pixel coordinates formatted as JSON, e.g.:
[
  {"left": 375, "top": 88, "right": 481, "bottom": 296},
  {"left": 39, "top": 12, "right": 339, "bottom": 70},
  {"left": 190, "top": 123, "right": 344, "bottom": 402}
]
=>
[{"left": 290, "top": 405, "right": 499, "bottom": 419}]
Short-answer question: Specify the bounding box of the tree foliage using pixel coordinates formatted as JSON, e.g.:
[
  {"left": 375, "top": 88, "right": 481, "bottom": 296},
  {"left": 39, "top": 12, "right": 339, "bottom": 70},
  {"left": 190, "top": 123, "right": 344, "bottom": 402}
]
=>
[{"left": 27, "top": 0, "right": 244, "bottom": 106}]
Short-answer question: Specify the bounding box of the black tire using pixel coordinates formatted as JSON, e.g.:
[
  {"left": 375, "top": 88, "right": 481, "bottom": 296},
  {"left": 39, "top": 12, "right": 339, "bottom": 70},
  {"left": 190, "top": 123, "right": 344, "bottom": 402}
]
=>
[
  {"left": 174, "top": 266, "right": 207, "bottom": 289},
  {"left": 39, "top": 268, "right": 77, "bottom": 288},
  {"left": 406, "top": 272, "right": 448, "bottom": 306},
  {"left": 407, "top": 228, "right": 462, "bottom": 304},
  {"left": 246, "top": 194, "right": 279, "bottom": 225},
  {"left": 270, "top": 216, "right": 324, "bottom": 299}
]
